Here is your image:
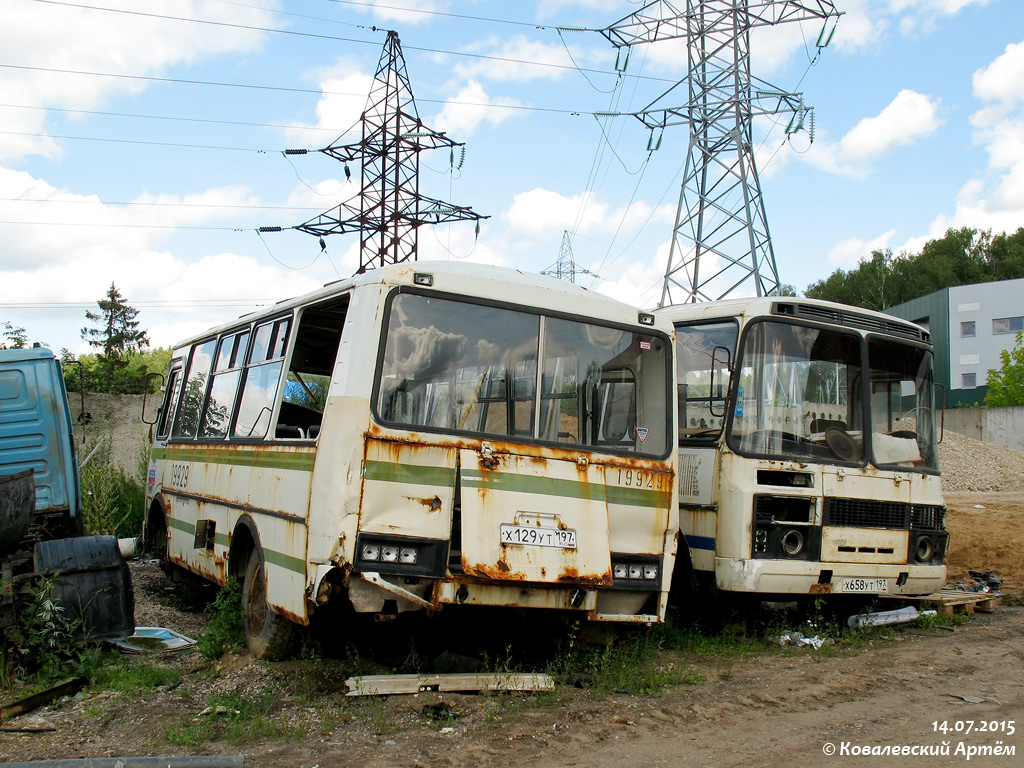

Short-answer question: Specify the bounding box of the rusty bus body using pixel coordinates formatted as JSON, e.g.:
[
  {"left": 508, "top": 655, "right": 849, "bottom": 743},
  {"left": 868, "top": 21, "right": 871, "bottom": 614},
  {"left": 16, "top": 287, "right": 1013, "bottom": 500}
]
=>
[
  {"left": 145, "top": 263, "right": 677, "bottom": 658},
  {"left": 658, "top": 297, "right": 947, "bottom": 599}
]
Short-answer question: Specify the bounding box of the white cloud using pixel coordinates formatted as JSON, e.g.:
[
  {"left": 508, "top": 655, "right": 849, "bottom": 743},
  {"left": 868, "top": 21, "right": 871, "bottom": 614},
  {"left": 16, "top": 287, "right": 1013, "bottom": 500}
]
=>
[
  {"left": 281, "top": 61, "right": 373, "bottom": 148},
  {"left": 826, "top": 229, "right": 897, "bottom": 269},
  {"left": 891, "top": 0, "right": 993, "bottom": 36},
  {"left": 840, "top": 89, "right": 942, "bottom": 161},
  {"left": 0, "top": 1, "right": 275, "bottom": 161},
  {"left": 339, "top": 0, "right": 451, "bottom": 25},
  {"left": 831, "top": 0, "right": 889, "bottom": 53},
  {"left": 535, "top": 0, "right": 622, "bottom": 22},
  {"left": 453, "top": 35, "right": 582, "bottom": 83},
  {"left": 915, "top": 39, "right": 1024, "bottom": 239},
  {"left": 972, "top": 40, "right": 1024, "bottom": 112},
  {"left": 432, "top": 80, "right": 519, "bottom": 136},
  {"left": 503, "top": 187, "right": 658, "bottom": 243},
  {"left": 801, "top": 89, "right": 942, "bottom": 175}
]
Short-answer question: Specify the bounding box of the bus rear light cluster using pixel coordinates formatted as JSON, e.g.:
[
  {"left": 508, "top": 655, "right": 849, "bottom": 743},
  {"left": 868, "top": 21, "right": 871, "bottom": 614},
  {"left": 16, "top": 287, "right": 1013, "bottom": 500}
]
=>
[
  {"left": 611, "top": 554, "right": 661, "bottom": 588},
  {"left": 360, "top": 543, "right": 418, "bottom": 565},
  {"left": 353, "top": 533, "right": 446, "bottom": 577}
]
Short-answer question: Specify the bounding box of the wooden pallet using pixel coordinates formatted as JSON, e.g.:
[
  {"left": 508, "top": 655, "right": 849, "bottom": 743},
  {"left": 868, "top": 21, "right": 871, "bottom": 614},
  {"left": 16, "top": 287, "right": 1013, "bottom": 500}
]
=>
[{"left": 879, "top": 589, "right": 1001, "bottom": 615}]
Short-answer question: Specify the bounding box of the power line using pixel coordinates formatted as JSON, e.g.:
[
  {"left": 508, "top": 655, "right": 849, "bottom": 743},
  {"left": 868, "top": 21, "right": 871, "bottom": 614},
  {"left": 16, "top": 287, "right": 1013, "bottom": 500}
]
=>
[
  {"left": 0, "top": 221, "right": 242, "bottom": 230},
  {"left": 323, "top": 0, "right": 556, "bottom": 30},
  {"left": 0, "top": 197, "right": 321, "bottom": 211},
  {"left": 0, "top": 129, "right": 272, "bottom": 153},
  {"left": 2, "top": 299, "right": 273, "bottom": 308},
  {"left": 26, "top": 1, "right": 681, "bottom": 85},
  {"left": 0, "top": 102, "right": 357, "bottom": 135},
  {"left": 0, "top": 64, "right": 604, "bottom": 118}
]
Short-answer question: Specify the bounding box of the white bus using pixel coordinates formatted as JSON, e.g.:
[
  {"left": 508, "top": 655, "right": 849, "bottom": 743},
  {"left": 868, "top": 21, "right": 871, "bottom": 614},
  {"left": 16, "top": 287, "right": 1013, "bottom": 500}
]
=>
[
  {"left": 144, "top": 263, "right": 677, "bottom": 658},
  {"left": 658, "top": 297, "right": 947, "bottom": 599}
]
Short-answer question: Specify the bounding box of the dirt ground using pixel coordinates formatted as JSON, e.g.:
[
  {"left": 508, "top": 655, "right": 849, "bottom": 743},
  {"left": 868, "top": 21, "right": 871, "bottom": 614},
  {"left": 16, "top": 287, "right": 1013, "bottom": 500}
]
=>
[{"left": 2, "top": 489, "right": 1022, "bottom": 768}]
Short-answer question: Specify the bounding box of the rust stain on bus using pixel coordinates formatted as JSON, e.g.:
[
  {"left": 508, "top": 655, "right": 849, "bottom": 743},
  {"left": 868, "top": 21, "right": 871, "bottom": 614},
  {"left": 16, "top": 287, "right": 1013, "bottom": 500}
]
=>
[
  {"left": 363, "top": 426, "right": 669, "bottom": 473},
  {"left": 463, "top": 562, "right": 529, "bottom": 581}
]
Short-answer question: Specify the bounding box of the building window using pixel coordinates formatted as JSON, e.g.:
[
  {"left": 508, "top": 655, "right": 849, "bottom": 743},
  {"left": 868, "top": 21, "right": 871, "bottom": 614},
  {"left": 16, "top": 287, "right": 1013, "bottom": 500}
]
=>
[
  {"left": 961, "top": 321, "right": 976, "bottom": 337},
  {"left": 961, "top": 372, "right": 977, "bottom": 389},
  {"left": 993, "top": 316, "right": 1024, "bottom": 335}
]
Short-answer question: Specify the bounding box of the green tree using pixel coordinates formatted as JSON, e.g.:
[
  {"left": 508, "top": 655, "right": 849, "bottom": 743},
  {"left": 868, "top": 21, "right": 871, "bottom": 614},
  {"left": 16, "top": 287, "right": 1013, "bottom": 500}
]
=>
[
  {"left": 80, "top": 283, "right": 151, "bottom": 393},
  {"left": 806, "top": 249, "right": 906, "bottom": 311},
  {"left": 804, "top": 226, "right": 1024, "bottom": 311},
  {"left": 984, "top": 331, "right": 1024, "bottom": 408},
  {"left": 2, "top": 321, "right": 29, "bottom": 349}
]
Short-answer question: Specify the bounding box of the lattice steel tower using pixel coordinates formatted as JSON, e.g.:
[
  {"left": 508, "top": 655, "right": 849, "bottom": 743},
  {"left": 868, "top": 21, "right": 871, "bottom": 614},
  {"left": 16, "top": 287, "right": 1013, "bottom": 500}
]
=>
[
  {"left": 287, "top": 30, "right": 486, "bottom": 273},
  {"left": 601, "top": 1, "right": 839, "bottom": 304}
]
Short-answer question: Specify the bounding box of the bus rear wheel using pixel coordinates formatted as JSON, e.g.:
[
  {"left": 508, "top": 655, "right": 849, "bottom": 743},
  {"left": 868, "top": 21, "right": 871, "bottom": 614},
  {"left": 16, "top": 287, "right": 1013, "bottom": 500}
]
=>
[{"left": 241, "top": 548, "right": 298, "bottom": 660}]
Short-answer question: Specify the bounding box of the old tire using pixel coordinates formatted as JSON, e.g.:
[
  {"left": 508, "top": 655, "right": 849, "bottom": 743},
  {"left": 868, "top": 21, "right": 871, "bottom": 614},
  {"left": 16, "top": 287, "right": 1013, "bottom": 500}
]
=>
[{"left": 241, "top": 548, "right": 298, "bottom": 660}]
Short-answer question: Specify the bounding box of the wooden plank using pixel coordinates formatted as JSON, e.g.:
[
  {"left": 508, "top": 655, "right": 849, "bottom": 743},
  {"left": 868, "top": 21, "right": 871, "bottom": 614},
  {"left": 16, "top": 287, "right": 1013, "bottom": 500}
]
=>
[
  {"left": 345, "top": 672, "right": 555, "bottom": 697},
  {"left": 879, "top": 589, "right": 999, "bottom": 614},
  {"left": 0, "top": 677, "right": 87, "bottom": 722}
]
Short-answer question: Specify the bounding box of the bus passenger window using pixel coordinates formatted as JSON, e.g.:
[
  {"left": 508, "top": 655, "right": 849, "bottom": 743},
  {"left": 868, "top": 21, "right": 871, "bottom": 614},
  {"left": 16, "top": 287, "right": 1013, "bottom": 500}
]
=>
[
  {"left": 173, "top": 339, "right": 217, "bottom": 439},
  {"left": 232, "top": 317, "right": 290, "bottom": 440}
]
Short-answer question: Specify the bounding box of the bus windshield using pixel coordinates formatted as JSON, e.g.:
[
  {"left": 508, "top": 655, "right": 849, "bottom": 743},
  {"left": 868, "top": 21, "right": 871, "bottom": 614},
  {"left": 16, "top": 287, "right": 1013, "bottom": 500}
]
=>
[
  {"left": 375, "top": 292, "right": 671, "bottom": 457},
  {"left": 728, "top": 320, "right": 938, "bottom": 471}
]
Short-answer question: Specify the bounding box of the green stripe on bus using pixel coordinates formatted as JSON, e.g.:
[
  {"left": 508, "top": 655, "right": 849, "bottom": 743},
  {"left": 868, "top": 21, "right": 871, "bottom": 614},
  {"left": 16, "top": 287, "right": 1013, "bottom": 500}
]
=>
[
  {"left": 364, "top": 460, "right": 456, "bottom": 487},
  {"left": 165, "top": 518, "right": 305, "bottom": 575},
  {"left": 460, "top": 470, "right": 671, "bottom": 509},
  {"left": 152, "top": 445, "right": 315, "bottom": 472},
  {"left": 263, "top": 548, "right": 307, "bottom": 575}
]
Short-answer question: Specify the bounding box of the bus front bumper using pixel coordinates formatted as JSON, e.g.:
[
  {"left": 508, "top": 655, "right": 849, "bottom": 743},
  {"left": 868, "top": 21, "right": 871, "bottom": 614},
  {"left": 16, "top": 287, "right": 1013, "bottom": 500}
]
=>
[{"left": 715, "top": 557, "right": 946, "bottom": 597}]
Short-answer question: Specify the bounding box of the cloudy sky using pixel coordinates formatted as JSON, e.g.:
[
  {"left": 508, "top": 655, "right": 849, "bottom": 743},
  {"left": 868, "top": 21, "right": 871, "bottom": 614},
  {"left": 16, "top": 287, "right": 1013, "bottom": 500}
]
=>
[{"left": 2, "top": 0, "right": 1022, "bottom": 353}]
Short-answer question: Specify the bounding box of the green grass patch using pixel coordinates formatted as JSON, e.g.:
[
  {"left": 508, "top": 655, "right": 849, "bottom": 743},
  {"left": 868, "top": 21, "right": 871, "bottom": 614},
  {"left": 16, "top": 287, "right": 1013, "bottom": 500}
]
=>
[
  {"left": 164, "top": 692, "right": 307, "bottom": 748},
  {"left": 90, "top": 662, "right": 181, "bottom": 693}
]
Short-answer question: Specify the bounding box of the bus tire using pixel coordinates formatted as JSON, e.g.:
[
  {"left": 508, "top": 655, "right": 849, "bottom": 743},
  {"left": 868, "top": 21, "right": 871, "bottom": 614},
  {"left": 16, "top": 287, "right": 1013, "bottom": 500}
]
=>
[{"left": 242, "top": 548, "right": 298, "bottom": 660}]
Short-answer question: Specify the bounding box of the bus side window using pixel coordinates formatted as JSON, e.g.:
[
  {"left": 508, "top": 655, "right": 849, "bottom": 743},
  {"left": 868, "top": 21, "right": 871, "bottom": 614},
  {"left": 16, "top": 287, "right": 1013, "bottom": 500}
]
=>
[
  {"left": 172, "top": 340, "right": 217, "bottom": 439},
  {"left": 156, "top": 366, "right": 182, "bottom": 440},
  {"left": 676, "top": 321, "right": 737, "bottom": 440},
  {"left": 276, "top": 296, "right": 349, "bottom": 439},
  {"left": 594, "top": 372, "right": 636, "bottom": 447},
  {"left": 200, "top": 330, "right": 249, "bottom": 439},
  {"left": 233, "top": 318, "right": 290, "bottom": 440}
]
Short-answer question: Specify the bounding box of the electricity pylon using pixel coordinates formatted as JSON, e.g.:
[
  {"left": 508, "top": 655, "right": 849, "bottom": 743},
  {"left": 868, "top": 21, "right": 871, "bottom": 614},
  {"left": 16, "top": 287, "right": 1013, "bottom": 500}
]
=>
[
  {"left": 281, "top": 30, "right": 486, "bottom": 273},
  {"left": 600, "top": 1, "right": 840, "bottom": 305},
  {"left": 542, "top": 231, "right": 597, "bottom": 283}
]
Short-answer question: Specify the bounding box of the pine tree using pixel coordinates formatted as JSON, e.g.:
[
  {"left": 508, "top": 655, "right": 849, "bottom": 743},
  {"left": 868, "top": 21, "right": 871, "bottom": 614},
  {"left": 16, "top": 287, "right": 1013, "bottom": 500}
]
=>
[{"left": 81, "top": 283, "right": 150, "bottom": 392}]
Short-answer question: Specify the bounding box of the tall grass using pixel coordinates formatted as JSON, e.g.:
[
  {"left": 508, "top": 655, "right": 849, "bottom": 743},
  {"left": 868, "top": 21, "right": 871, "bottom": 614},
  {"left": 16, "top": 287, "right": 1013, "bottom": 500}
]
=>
[{"left": 79, "top": 436, "right": 146, "bottom": 539}]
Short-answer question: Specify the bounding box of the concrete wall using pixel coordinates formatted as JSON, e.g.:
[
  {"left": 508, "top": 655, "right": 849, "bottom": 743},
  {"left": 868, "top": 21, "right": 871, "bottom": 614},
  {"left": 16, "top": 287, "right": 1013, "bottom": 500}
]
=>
[
  {"left": 944, "top": 405, "right": 1024, "bottom": 453},
  {"left": 71, "top": 393, "right": 151, "bottom": 474}
]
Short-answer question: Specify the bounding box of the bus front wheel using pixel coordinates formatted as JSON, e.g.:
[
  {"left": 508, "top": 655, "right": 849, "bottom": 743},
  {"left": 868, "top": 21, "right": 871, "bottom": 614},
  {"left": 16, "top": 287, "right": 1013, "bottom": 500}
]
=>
[{"left": 241, "top": 548, "right": 298, "bottom": 660}]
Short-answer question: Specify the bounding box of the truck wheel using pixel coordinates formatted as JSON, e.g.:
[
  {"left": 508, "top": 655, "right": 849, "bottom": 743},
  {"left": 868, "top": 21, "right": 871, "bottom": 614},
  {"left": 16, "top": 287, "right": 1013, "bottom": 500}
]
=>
[{"left": 241, "top": 548, "right": 298, "bottom": 660}]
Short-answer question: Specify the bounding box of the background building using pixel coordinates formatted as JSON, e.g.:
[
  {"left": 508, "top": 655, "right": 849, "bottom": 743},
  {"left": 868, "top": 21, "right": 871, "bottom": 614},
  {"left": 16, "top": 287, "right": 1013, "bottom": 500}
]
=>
[{"left": 886, "top": 277, "right": 1024, "bottom": 407}]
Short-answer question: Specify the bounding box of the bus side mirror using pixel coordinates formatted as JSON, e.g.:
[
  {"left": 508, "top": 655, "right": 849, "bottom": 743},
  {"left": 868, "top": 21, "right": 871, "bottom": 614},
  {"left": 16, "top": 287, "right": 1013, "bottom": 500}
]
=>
[
  {"left": 142, "top": 372, "right": 165, "bottom": 427},
  {"left": 709, "top": 345, "right": 732, "bottom": 419}
]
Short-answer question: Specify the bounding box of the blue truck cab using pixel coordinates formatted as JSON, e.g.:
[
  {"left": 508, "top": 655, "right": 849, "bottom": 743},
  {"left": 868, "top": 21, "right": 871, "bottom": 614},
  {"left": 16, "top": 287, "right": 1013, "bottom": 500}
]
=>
[{"left": 0, "top": 347, "right": 82, "bottom": 539}]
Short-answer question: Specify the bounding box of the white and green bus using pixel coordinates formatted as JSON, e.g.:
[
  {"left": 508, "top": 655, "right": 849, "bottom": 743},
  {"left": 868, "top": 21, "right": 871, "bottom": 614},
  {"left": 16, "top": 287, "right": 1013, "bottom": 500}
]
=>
[
  {"left": 659, "top": 297, "right": 948, "bottom": 599},
  {"left": 145, "top": 263, "right": 677, "bottom": 658}
]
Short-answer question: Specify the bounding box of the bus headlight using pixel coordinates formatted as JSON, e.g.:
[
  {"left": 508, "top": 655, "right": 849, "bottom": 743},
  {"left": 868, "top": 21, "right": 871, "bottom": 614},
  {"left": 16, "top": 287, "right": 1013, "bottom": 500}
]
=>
[
  {"left": 781, "top": 529, "right": 806, "bottom": 557},
  {"left": 908, "top": 530, "right": 947, "bottom": 565}
]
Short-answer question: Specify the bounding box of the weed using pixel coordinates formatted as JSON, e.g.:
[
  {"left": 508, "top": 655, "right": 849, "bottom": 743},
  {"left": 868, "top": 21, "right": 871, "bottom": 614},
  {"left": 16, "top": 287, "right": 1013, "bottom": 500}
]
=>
[
  {"left": 546, "top": 629, "right": 693, "bottom": 697},
  {"left": 90, "top": 662, "right": 181, "bottom": 692},
  {"left": 2, "top": 575, "right": 100, "bottom": 686},
  {"left": 79, "top": 436, "right": 146, "bottom": 539},
  {"left": 164, "top": 691, "right": 306, "bottom": 748},
  {"left": 910, "top": 610, "right": 969, "bottom": 630},
  {"left": 197, "top": 579, "right": 246, "bottom": 659}
]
